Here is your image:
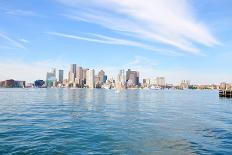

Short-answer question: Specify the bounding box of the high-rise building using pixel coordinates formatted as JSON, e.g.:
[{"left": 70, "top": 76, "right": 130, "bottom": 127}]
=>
[
  {"left": 58, "top": 70, "right": 64, "bottom": 83},
  {"left": 70, "top": 64, "right": 76, "bottom": 75},
  {"left": 82, "top": 68, "right": 89, "bottom": 85},
  {"left": 51, "top": 68, "right": 56, "bottom": 77},
  {"left": 95, "top": 76, "right": 101, "bottom": 88},
  {"left": 68, "top": 72, "right": 75, "bottom": 84},
  {"left": 98, "top": 70, "right": 105, "bottom": 84},
  {"left": 103, "top": 75, "right": 107, "bottom": 83},
  {"left": 116, "top": 70, "right": 126, "bottom": 89},
  {"left": 156, "top": 77, "right": 165, "bottom": 87},
  {"left": 46, "top": 68, "right": 56, "bottom": 87},
  {"left": 76, "top": 66, "right": 83, "bottom": 86},
  {"left": 68, "top": 64, "right": 77, "bottom": 86},
  {"left": 126, "top": 69, "right": 139, "bottom": 87},
  {"left": 117, "top": 70, "right": 126, "bottom": 84},
  {"left": 86, "top": 69, "right": 95, "bottom": 88}
]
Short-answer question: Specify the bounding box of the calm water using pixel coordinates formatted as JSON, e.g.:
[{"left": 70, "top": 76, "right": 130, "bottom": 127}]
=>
[{"left": 0, "top": 89, "right": 231, "bottom": 155}]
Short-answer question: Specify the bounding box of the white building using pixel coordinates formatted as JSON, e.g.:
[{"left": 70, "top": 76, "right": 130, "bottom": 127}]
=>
[
  {"left": 156, "top": 77, "right": 165, "bottom": 86},
  {"left": 76, "top": 66, "right": 83, "bottom": 86},
  {"left": 180, "top": 80, "right": 190, "bottom": 89},
  {"left": 116, "top": 70, "right": 126, "bottom": 89},
  {"left": 46, "top": 68, "right": 57, "bottom": 87},
  {"left": 117, "top": 70, "right": 126, "bottom": 84},
  {"left": 86, "top": 69, "right": 95, "bottom": 88}
]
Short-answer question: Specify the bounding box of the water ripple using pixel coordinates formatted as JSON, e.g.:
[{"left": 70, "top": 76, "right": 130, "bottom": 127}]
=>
[{"left": 0, "top": 89, "right": 231, "bottom": 154}]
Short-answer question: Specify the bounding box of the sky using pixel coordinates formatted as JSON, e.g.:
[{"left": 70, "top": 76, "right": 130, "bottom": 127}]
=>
[{"left": 0, "top": 0, "right": 231, "bottom": 84}]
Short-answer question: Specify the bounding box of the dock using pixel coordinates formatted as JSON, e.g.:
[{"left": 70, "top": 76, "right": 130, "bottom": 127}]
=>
[{"left": 219, "top": 90, "right": 232, "bottom": 98}]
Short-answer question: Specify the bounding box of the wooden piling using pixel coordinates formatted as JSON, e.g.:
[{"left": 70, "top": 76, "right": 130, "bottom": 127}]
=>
[{"left": 219, "top": 89, "right": 232, "bottom": 98}]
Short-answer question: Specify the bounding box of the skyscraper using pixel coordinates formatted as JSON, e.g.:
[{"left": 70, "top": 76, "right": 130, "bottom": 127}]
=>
[
  {"left": 116, "top": 70, "right": 126, "bottom": 89},
  {"left": 68, "top": 64, "right": 77, "bottom": 86},
  {"left": 58, "top": 70, "right": 64, "bottom": 83},
  {"left": 46, "top": 68, "right": 56, "bottom": 87},
  {"left": 82, "top": 68, "right": 89, "bottom": 85},
  {"left": 70, "top": 64, "right": 76, "bottom": 75},
  {"left": 117, "top": 70, "right": 126, "bottom": 84},
  {"left": 86, "top": 69, "right": 95, "bottom": 88},
  {"left": 98, "top": 70, "right": 105, "bottom": 84},
  {"left": 76, "top": 66, "right": 83, "bottom": 87}
]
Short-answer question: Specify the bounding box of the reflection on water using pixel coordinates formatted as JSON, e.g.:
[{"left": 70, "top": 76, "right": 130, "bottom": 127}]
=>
[{"left": 0, "top": 89, "right": 231, "bottom": 154}]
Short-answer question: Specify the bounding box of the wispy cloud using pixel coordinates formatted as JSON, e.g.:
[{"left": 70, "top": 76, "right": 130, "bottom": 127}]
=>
[
  {"left": 19, "top": 38, "right": 29, "bottom": 43},
  {"left": 57, "top": 0, "right": 219, "bottom": 54},
  {"left": 47, "top": 32, "right": 181, "bottom": 56},
  {"left": 0, "top": 32, "right": 26, "bottom": 49},
  {"left": 4, "top": 9, "right": 39, "bottom": 17},
  {"left": 0, "top": 59, "right": 68, "bottom": 82}
]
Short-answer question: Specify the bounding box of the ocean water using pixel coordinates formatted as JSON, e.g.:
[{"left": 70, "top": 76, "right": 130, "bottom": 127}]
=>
[{"left": 0, "top": 89, "right": 231, "bottom": 155}]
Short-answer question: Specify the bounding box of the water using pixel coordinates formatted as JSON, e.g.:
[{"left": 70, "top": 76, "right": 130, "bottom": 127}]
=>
[{"left": 0, "top": 89, "right": 231, "bottom": 155}]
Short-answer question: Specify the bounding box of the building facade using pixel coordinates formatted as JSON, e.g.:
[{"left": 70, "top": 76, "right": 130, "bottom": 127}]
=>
[{"left": 86, "top": 69, "right": 95, "bottom": 88}]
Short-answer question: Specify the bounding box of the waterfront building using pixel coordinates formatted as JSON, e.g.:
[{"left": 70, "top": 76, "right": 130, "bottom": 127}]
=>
[
  {"left": 95, "top": 76, "right": 101, "bottom": 88},
  {"left": 86, "top": 69, "right": 95, "bottom": 88},
  {"left": 70, "top": 64, "right": 77, "bottom": 76},
  {"left": 68, "top": 72, "right": 75, "bottom": 85},
  {"left": 103, "top": 75, "right": 107, "bottom": 83},
  {"left": 219, "top": 82, "right": 232, "bottom": 90},
  {"left": 46, "top": 68, "right": 56, "bottom": 87},
  {"left": 126, "top": 69, "right": 139, "bottom": 87},
  {"left": 156, "top": 77, "right": 165, "bottom": 87},
  {"left": 5, "top": 79, "right": 15, "bottom": 88},
  {"left": 34, "top": 80, "right": 45, "bottom": 88},
  {"left": 98, "top": 70, "right": 105, "bottom": 84},
  {"left": 76, "top": 66, "right": 83, "bottom": 87},
  {"left": 142, "top": 78, "right": 151, "bottom": 88},
  {"left": 82, "top": 68, "right": 89, "bottom": 85},
  {"left": 68, "top": 64, "right": 77, "bottom": 86},
  {"left": 180, "top": 80, "right": 190, "bottom": 89},
  {"left": 118, "top": 70, "right": 126, "bottom": 84},
  {"left": 58, "top": 70, "right": 64, "bottom": 83},
  {"left": 0, "top": 79, "right": 25, "bottom": 88},
  {"left": 25, "top": 83, "right": 34, "bottom": 88},
  {"left": 116, "top": 70, "right": 126, "bottom": 89}
]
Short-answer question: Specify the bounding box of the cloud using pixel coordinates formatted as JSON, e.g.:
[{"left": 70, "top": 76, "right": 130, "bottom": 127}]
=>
[
  {"left": 47, "top": 32, "right": 181, "bottom": 56},
  {"left": 4, "top": 9, "right": 39, "bottom": 17},
  {"left": 0, "top": 32, "right": 26, "bottom": 49},
  {"left": 57, "top": 0, "right": 219, "bottom": 54},
  {"left": 0, "top": 59, "right": 68, "bottom": 83},
  {"left": 94, "top": 55, "right": 229, "bottom": 85},
  {"left": 19, "top": 38, "right": 29, "bottom": 43}
]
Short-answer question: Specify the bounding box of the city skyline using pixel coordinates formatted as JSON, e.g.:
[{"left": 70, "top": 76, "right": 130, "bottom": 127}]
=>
[{"left": 0, "top": 0, "right": 232, "bottom": 84}]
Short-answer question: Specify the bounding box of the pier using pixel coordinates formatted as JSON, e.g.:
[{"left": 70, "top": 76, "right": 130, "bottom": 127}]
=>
[{"left": 219, "top": 90, "right": 232, "bottom": 98}]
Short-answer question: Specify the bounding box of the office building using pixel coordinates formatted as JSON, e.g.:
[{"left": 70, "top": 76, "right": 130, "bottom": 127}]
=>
[
  {"left": 180, "top": 80, "right": 190, "bottom": 89},
  {"left": 0, "top": 79, "right": 25, "bottom": 88},
  {"left": 68, "top": 64, "right": 77, "bottom": 86},
  {"left": 156, "top": 77, "right": 165, "bottom": 87},
  {"left": 46, "top": 68, "right": 56, "bottom": 87},
  {"left": 126, "top": 69, "right": 139, "bottom": 87},
  {"left": 58, "top": 70, "right": 64, "bottom": 83},
  {"left": 86, "top": 69, "right": 95, "bottom": 88},
  {"left": 98, "top": 70, "right": 105, "bottom": 84},
  {"left": 117, "top": 70, "right": 126, "bottom": 84},
  {"left": 76, "top": 66, "right": 83, "bottom": 86},
  {"left": 82, "top": 68, "right": 89, "bottom": 85}
]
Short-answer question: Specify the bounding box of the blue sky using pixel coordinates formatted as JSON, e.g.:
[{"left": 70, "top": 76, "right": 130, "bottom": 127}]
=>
[{"left": 0, "top": 0, "right": 231, "bottom": 84}]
